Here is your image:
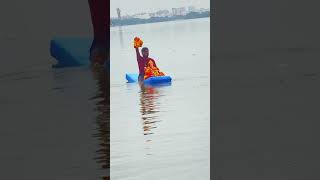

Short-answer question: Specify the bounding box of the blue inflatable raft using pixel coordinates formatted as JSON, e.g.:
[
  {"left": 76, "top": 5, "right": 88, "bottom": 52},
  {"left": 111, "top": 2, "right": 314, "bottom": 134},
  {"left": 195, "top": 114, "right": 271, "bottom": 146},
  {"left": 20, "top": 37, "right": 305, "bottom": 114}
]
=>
[
  {"left": 50, "top": 37, "right": 93, "bottom": 67},
  {"left": 50, "top": 37, "right": 109, "bottom": 69},
  {"left": 126, "top": 73, "right": 172, "bottom": 85}
]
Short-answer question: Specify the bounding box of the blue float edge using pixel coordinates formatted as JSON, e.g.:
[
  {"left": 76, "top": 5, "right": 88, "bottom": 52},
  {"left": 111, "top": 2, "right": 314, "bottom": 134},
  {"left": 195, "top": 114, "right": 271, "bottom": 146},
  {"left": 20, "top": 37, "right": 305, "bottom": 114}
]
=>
[{"left": 50, "top": 38, "right": 85, "bottom": 68}]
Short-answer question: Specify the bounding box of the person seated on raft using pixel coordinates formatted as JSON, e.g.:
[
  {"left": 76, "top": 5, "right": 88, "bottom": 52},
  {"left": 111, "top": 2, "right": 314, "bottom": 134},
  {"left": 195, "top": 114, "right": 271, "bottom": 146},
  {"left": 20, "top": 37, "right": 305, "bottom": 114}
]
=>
[{"left": 134, "top": 37, "right": 164, "bottom": 80}]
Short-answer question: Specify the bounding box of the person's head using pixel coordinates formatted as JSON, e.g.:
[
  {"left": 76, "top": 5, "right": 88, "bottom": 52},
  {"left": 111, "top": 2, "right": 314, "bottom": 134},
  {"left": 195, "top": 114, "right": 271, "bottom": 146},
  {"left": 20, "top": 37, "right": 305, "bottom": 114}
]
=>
[{"left": 141, "top": 47, "right": 149, "bottom": 58}]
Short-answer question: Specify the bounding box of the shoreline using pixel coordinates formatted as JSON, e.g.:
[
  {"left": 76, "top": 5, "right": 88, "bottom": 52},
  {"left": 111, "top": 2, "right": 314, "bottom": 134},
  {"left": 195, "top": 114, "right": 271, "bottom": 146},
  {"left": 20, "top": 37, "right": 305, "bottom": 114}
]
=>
[
  {"left": 111, "top": 12, "right": 210, "bottom": 27},
  {"left": 110, "top": 16, "right": 210, "bottom": 29}
]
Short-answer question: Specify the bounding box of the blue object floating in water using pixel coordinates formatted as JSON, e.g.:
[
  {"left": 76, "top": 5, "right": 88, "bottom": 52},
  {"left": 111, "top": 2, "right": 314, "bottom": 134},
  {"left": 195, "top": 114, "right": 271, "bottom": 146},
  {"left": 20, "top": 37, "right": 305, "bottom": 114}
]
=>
[
  {"left": 126, "top": 73, "right": 139, "bottom": 83},
  {"left": 126, "top": 73, "right": 172, "bottom": 85},
  {"left": 50, "top": 37, "right": 92, "bottom": 68}
]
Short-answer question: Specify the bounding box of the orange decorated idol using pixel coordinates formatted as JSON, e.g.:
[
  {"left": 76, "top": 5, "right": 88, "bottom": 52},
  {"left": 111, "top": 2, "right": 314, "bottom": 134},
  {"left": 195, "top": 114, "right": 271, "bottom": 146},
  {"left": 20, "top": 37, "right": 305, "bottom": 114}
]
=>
[{"left": 144, "top": 60, "right": 165, "bottom": 79}]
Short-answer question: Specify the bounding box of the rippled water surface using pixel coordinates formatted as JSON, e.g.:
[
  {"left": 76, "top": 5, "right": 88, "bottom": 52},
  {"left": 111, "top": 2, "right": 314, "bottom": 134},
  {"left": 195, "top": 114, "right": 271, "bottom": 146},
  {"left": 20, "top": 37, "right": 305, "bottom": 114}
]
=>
[
  {"left": 110, "top": 18, "right": 210, "bottom": 180},
  {"left": 0, "top": 66, "right": 109, "bottom": 179}
]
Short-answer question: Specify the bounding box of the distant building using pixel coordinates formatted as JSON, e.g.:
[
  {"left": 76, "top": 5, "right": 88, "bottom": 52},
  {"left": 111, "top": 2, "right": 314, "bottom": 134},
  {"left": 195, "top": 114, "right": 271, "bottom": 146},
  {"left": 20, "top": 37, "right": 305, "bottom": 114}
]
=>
[
  {"left": 188, "top": 6, "right": 196, "bottom": 12},
  {"left": 116, "top": 8, "right": 121, "bottom": 20},
  {"left": 155, "top": 10, "right": 170, "bottom": 17},
  {"left": 172, "top": 8, "right": 177, "bottom": 16},
  {"left": 199, "top": 8, "right": 209, "bottom": 13},
  {"left": 132, "top": 13, "right": 150, "bottom": 19},
  {"left": 122, "top": 15, "right": 131, "bottom": 20},
  {"left": 149, "top": 12, "right": 156, "bottom": 17},
  {"left": 172, "top": 7, "right": 187, "bottom": 16}
]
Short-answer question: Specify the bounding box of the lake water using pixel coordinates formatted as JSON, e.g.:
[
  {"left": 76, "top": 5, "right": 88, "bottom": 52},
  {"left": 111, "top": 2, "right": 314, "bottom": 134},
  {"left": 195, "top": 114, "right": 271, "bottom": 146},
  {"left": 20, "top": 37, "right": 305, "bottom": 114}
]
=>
[
  {"left": 0, "top": 66, "right": 109, "bottom": 180},
  {"left": 0, "top": 4, "right": 209, "bottom": 178},
  {"left": 110, "top": 18, "right": 210, "bottom": 180}
]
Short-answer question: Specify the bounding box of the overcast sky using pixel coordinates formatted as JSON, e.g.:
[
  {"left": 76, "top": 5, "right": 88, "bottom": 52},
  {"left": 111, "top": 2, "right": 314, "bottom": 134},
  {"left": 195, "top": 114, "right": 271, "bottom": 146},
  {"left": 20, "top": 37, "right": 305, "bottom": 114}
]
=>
[{"left": 110, "top": 0, "right": 210, "bottom": 17}]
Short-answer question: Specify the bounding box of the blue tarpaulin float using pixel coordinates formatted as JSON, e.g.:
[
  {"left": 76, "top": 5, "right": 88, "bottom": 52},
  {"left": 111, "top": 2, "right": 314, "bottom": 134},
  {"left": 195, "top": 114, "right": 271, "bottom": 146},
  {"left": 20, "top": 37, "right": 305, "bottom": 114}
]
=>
[
  {"left": 50, "top": 37, "right": 109, "bottom": 69},
  {"left": 50, "top": 37, "right": 92, "bottom": 67},
  {"left": 126, "top": 73, "right": 172, "bottom": 85}
]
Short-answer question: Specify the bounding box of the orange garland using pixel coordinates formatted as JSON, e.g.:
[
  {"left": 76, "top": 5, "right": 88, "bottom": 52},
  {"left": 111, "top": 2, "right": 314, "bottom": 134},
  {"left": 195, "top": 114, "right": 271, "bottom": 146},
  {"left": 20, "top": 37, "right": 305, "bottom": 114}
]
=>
[
  {"left": 144, "top": 60, "right": 165, "bottom": 80},
  {"left": 134, "top": 37, "right": 143, "bottom": 48}
]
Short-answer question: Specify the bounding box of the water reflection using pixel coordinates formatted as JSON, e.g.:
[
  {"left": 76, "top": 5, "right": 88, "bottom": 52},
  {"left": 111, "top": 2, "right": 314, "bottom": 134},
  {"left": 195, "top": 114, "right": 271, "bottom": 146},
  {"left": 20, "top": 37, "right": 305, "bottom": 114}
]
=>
[
  {"left": 118, "top": 26, "right": 124, "bottom": 49},
  {"left": 138, "top": 83, "right": 162, "bottom": 139},
  {"left": 91, "top": 65, "right": 109, "bottom": 180}
]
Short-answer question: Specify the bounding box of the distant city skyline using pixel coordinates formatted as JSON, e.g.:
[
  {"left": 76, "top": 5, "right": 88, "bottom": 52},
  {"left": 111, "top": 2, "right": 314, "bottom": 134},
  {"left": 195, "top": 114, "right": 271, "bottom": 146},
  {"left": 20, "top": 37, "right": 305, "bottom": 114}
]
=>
[{"left": 110, "top": 0, "right": 210, "bottom": 17}]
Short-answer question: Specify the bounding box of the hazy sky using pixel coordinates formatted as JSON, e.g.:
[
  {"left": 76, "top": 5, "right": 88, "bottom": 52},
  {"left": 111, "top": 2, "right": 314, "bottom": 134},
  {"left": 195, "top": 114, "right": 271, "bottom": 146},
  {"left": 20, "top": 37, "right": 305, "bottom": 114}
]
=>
[{"left": 110, "top": 0, "right": 210, "bottom": 17}]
